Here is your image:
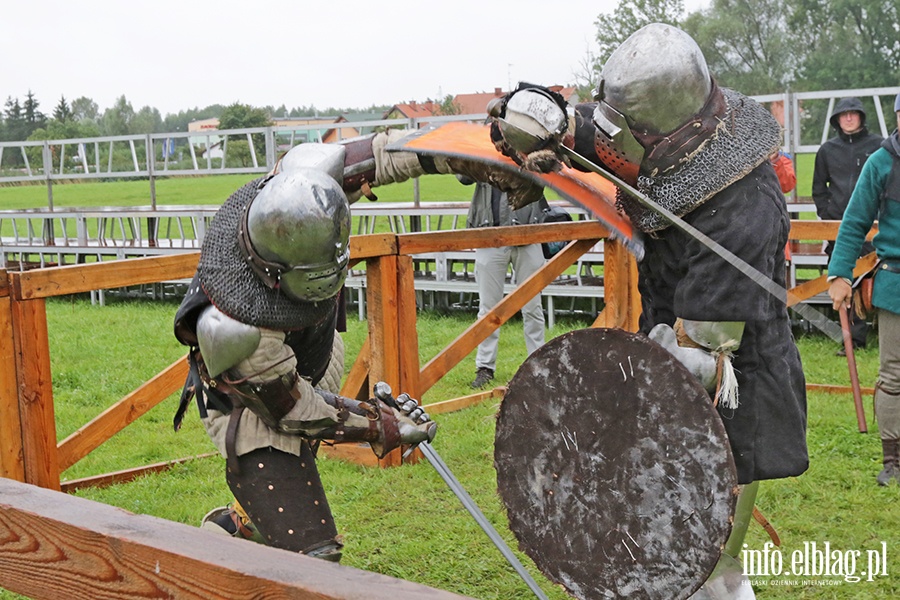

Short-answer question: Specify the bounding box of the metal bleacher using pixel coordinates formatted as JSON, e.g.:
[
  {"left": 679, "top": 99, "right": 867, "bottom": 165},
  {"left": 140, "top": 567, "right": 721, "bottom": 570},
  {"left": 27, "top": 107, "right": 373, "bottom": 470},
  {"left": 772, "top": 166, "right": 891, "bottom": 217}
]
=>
[{"left": 0, "top": 201, "right": 607, "bottom": 324}]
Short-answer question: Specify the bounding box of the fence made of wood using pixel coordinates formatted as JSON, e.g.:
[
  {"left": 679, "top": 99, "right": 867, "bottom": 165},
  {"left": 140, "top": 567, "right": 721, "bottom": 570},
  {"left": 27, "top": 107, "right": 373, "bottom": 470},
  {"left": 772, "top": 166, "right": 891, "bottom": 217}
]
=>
[{"left": 0, "top": 218, "right": 877, "bottom": 598}]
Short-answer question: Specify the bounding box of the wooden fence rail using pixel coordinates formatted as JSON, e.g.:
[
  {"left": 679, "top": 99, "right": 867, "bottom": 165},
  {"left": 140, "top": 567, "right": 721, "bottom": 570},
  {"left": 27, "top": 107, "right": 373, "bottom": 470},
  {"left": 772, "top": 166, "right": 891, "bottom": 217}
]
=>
[{"left": 0, "top": 477, "right": 470, "bottom": 600}]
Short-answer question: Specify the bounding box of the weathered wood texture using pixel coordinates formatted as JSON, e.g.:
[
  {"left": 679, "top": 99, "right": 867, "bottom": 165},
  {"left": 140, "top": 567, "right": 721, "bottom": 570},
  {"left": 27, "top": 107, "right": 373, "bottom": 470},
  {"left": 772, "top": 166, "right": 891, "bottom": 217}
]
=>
[
  {"left": 365, "top": 255, "right": 403, "bottom": 468},
  {"left": 787, "top": 252, "right": 879, "bottom": 306},
  {"left": 0, "top": 478, "right": 470, "bottom": 600},
  {"left": 9, "top": 253, "right": 199, "bottom": 300},
  {"left": 10, "top": 297, "right": 59, "bottom": 490},
  {"left": 423, "top": 387, "right": 506, "bottom": 415},
  {"left": 60, "top": 454, "right": 218, "bottom": 493},
  {"left": 592, "top": 239, "right": 640, "bottom": 331},
  {"left": 0, "top": 270, "right": 25, "bottom": 481},
  {"left": 789, "top": 220, "right": 876, "bottom": 242},
  {"left": 396, "top": 220, "right": 609, "bottom": 255}
]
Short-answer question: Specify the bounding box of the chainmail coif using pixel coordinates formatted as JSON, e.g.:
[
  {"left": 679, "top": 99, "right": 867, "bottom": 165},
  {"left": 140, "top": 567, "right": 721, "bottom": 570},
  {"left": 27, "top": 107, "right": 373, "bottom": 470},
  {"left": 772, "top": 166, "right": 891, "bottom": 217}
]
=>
[
  {"left": 199, "top": 179, "right": 336, "bottom": 330},
  {"left": 619, "top": 88, "right": 782, "bottom": 233}
]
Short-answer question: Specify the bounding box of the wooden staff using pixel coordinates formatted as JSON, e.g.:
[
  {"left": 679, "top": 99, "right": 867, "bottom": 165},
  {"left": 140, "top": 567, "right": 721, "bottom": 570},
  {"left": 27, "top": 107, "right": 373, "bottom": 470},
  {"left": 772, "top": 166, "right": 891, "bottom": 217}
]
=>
[{"left": 839, "top": 305, "right": 868, "bottom": 433}]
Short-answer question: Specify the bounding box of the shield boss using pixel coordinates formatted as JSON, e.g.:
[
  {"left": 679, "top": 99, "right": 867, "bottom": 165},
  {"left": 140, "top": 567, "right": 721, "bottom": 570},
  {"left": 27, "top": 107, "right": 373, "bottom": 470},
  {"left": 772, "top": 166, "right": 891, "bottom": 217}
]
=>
[{"left": 495, "top": 328, "right": 737, "bottom": 599}]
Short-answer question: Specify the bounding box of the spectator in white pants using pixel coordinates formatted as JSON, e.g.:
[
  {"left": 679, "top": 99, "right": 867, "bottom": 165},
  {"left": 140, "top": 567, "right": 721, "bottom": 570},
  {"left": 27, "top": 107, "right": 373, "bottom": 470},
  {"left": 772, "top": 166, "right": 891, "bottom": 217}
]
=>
[{"left": 462, "top": 179, "right": 547, "bottom": 388}]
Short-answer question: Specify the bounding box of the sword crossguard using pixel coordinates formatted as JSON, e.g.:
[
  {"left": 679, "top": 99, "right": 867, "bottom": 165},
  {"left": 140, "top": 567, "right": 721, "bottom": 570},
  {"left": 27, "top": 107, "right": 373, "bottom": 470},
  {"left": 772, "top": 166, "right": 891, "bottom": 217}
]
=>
[{"left": 373, "top": 381, "right": 398, "bottom": 408}]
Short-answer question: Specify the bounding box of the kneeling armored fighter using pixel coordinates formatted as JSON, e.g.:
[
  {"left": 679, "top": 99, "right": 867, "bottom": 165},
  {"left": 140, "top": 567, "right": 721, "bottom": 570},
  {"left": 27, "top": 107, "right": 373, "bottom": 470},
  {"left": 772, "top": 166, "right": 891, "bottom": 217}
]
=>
[{"left": 174, "top": 143, "right": 435, "bottom": 561}]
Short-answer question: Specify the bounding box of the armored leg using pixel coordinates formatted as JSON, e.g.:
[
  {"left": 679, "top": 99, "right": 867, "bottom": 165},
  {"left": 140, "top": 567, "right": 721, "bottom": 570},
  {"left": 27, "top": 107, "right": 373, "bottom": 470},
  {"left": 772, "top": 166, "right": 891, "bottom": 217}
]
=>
[
  {"left": 723, "top": 481, "right": 759, "bottom": 558},
  {"left": 690, "top": 482, "right": 759, "bottom": 599},
  {"left": 226, "top": 445, "right": 342, "bottom": 561}
]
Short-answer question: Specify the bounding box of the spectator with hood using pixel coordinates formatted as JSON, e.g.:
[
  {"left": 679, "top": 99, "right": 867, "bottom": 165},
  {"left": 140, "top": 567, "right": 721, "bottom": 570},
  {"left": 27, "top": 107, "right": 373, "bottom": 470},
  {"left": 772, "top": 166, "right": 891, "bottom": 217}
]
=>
[{"left": 813, "top": 97, "right": 883, "bottom": 351}]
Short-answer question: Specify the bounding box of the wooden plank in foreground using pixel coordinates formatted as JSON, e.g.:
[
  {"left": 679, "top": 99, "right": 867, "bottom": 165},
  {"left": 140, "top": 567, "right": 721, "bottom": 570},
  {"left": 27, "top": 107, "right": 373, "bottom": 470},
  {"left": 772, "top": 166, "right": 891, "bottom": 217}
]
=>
[{"left": 0, "top": 478, "right": 470, "bottom": 600}]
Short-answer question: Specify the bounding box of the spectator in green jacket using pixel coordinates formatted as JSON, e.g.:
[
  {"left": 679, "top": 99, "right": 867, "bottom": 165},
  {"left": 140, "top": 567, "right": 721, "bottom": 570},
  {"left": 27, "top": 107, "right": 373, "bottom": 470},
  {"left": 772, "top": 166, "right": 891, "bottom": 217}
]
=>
[{"left": 828, "top": 93, "right": 900, "bottom": 486}]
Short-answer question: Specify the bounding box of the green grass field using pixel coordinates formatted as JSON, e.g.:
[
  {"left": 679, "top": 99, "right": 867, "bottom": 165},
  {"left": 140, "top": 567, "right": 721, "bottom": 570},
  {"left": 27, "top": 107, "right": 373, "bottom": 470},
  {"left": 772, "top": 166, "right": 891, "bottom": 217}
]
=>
[
  {"left": 2, "top": 168, "right": 898, "bottom": 599},
  {"left": 0, "top": 295, "right": 895, "bottom": 600},
  {"left": 0, "top": 172, "right": 479, "bottom": 211}
]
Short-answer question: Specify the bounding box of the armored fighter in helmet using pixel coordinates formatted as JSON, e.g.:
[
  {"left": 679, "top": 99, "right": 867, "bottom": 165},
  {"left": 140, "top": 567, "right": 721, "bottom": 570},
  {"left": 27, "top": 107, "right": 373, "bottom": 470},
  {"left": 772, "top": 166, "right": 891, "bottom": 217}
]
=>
[
  {"left": 173, "top": 143, "right": 438, "bottom": 561},
  {"left": 488, "top": 20, "right": 808, "bottom": 586}
]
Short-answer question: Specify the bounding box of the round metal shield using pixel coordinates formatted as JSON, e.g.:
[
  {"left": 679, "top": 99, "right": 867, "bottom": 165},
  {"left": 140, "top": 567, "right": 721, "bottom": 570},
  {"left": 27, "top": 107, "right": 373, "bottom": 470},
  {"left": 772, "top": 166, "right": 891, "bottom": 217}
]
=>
[{"left": 495, "top": 328, "right": 737, "bottom": 600}]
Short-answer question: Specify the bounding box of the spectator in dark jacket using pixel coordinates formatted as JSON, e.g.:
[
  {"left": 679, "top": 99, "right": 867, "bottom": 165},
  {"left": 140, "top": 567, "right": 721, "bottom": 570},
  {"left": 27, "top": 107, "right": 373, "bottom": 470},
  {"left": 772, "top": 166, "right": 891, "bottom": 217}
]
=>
[{"left": 813, "top": 96, "right": 883, "bottom": 350}]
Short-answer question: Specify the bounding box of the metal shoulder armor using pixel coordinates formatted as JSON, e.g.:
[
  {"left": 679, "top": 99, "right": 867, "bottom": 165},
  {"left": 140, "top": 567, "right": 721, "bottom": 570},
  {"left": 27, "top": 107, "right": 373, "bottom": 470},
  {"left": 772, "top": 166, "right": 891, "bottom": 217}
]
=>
[{"left": 196, "top": 305, "right": 262, "bottom": 378}]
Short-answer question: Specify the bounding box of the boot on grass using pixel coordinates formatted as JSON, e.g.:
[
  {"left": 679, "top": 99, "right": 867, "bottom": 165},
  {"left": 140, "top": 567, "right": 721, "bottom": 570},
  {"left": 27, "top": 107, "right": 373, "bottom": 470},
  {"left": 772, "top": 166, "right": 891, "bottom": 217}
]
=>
[
  {"left": 471, "top": 367, "right": 494, "bottom": 389},
  {"left": 876, "top": 439, "right": 900, "bottom": 486}
]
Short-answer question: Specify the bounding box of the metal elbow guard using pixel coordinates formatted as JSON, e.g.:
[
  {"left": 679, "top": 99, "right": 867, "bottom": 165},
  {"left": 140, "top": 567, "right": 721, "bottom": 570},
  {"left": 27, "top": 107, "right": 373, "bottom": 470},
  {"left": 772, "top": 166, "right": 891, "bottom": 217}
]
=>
[{"left": 649, "top": 323, "right": 718, "bottom": 392}]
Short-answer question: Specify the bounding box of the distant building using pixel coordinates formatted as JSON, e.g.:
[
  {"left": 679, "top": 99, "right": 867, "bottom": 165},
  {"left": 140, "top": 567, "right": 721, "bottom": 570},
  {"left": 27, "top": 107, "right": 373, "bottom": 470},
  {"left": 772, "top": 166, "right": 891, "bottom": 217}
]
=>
[
  {"left": 382, "top": 86, "right": 581, "bottom": 124},
  {"left": 188, "top": 118, "right": 221, "bottom": 133},
  {"left": 383, "top": 100, "right": 441, "bottom": 124},
  {"left": 451, "top": 88, "right": 507, "bottom": 115}
]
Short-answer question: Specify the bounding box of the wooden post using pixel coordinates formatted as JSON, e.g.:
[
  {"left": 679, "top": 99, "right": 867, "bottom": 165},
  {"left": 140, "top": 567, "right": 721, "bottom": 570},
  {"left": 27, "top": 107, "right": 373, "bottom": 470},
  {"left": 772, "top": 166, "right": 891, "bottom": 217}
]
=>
[
  {"left": 593, "top": 239, "right": 641, "bottom": 332},
  {"left": 365, "top": 255, "right": 403, "bottom": 467},
  {"left": 0, "top": 270, "right": 26, "bottom": 481},
  {"left": 397, "top": 255, "right": 421, "bottom": 400},
  {"left": 9, "top": 295, "right": 60, "bottom": 490}
]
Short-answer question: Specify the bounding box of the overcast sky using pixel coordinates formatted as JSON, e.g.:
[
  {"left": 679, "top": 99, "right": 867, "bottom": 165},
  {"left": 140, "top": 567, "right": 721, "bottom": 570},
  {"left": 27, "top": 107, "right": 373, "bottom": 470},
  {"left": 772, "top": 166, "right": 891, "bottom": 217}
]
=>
[{"left": 3, "top": 0, "right": 708, "bottom": 117}]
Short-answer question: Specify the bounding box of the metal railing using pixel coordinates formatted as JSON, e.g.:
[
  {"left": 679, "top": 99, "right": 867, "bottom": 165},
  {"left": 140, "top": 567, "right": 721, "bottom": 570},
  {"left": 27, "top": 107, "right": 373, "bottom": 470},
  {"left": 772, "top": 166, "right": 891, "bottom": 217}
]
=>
[
  {"left": 0, "top": 114, "right": 484, "bottom": 208},
  {"left": 2, "top": 85, "right": 898, "bottom": 209}
]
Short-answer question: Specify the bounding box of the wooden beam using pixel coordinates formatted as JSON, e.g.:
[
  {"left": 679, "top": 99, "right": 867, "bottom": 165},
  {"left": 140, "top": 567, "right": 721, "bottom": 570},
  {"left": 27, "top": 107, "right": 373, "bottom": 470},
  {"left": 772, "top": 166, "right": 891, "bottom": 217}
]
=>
[
  {"left": 0, "top": 271, "right": 25, "bottom": 481},
  {"left": 397, "top": 220, "right": 610, "bottom": 255},
  {"left": 787, "top": 252, "right": 879, "bottom": 306},
  {"left": 397, "top": 255, "right": 422, "bottom": 400},
  {"left": 350, "top": 233, "right": 398, "bottom": 260},
  {"left": 57, "top": 357, "right": 190, "bottom": 472},
  {"left": 0, "top": 478, "right": 470, "bottom": 600},
  {"left": 418, "top": 238, "right": 596, "bottom": 394},
  {"left": 10, "top": 253, "right": 199, "bottom": 300},
  {"left": 10, "top": 297, "right": 60, "bottom": 490},
  {"left": 807, "top": 383, "right": 876, "bottom": 396},
  {"left": 592, "top": 239, "right": 640, "bottom": 331},
  {"left": 340, "top": 336, "right": 371, "bottom": 401},
  {"left": 366, "top": 255, "right": 401, "bottom": 389},
  {"left": 789, "top": 220, "right": 877, "bottom": 242},
  {"left": 365, "top": 255, "right": 402, "bottom": 467},
  {"left": 423, "top": 387, "right": 506, "bottom": 416},
  {"left": 60, "top": 453, "right": 218, "bottom": 493},
  {"left": 319, "top": 442, "right": 380, "bottom": 467}
]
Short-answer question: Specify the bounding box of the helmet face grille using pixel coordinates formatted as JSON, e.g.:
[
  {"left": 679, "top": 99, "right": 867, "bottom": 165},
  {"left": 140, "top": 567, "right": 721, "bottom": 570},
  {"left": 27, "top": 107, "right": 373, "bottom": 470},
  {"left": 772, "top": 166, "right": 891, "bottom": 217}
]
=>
[
  {"left": 591, "top": 102, "right": 645, "bottom": 185},
  {"left": 594, "top": 135, "right": 640, "bottom": 185}
]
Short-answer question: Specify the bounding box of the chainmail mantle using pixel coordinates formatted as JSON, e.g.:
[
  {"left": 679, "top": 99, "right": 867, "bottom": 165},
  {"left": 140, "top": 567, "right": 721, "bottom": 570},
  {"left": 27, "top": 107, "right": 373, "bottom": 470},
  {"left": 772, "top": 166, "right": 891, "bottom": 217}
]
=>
[
  {"left": 198, "top": 178, "right": 336, "bottom": 330},
  {"left": 618, "top": 88, "right": 782, "bottom": 233}
]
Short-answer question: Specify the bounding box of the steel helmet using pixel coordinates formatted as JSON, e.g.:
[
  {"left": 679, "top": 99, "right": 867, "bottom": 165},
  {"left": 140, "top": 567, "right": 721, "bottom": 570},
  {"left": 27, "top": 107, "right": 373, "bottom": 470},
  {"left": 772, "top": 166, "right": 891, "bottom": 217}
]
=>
[
  {"left": 592, "top": 23, "right": 714, "bottom": 184},
  {"left": 239, "top": 168, "right": 350, "bottom": 303},
  {"left": 598, "top": 23, "right": 712, "bottom": 136},
  {"left": 493, "top": 85, "right": 570, "bottom": 155},
  {"left": 589, "top": 23, "right": 781, "bottom": 232}
]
